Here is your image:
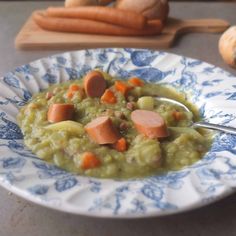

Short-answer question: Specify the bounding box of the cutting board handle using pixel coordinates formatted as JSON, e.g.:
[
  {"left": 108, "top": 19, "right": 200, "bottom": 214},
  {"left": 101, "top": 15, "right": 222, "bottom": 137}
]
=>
[{"left": 177, "top": 18, "right": 230, "bottom": 33}]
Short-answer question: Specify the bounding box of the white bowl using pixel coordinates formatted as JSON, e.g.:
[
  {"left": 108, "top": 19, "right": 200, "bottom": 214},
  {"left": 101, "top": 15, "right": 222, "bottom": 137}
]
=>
[{"left": 0, "top": 48, "right": 236, "bottom": 218}]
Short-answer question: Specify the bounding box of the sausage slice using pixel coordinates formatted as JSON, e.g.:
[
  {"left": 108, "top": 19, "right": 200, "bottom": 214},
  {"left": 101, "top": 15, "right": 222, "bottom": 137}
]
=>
[
  {"left": 131, "top": 110, "right": 169, "bottom": 139},
  {"left": 47, "top": 103, "right": 74, "bottom": 123},
  {"left": 84, "top": 71, "right": 107, "bottom": 97},
  {"left": 85, "top": 116, "right": 120, "bottom": 144}
]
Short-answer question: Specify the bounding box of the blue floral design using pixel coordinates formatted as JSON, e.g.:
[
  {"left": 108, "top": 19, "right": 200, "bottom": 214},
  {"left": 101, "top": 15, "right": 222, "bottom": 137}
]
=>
[
  {"left": 89, "top": 180, "right": 101, "bottom": 193},
  {"left": 1, "top": 157, "right": 26, "bottom": 169},
  {"left": 202, "top": 79, "right": 222, "bottom": 86},
  {"left": 28, "top": 185, "right": 49, "bottom": 195},
  {"left": 3, "top": 74, "right": 21, "bottom": 88},
  {"left": 32, "top": 161, "right": 69, "bottom": 179},
  {"left": 130, "top": 68, "right": 173, "bottom": 82},
  {"left": 129, "top": 199, "right": 147, "bottom": 214},
  {"left": 0, "top": 140, "right": 37, "bottom": 159},
  {"left": 55, "top": 177, "right": 78, "bottom": 192},
  {"left": 226, "top": 92, "right": 236, "bottom": 100},
  {"left": 205, "top": 91, "right": 222, "bottom": 98},
  {"left": 15, "top": 64, "right": 39, "bottom": 81},
  {"left": 130, "top": 50, "right": 158, "bottom": 66},
  {"left": 42, "top": 72, "right": 57, "bottom": 84},
  {"left": 56, "top": 56, "right": 67, "bottom": 65},
  {"left": 3, "top": 172, "right": 25, "bottom": 184},
  {"left": 0, "top": 112, "right": 23, "bottom": 139},
  {"left": 3, "top": 74, "right": 32, "bottom": 101}
]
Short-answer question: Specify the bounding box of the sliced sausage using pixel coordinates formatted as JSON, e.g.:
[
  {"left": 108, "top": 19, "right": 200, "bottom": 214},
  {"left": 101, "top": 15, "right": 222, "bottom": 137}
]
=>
[
  {"left": 47, "top": 103, "right": 74, "bottom": 123},
  {"left": 131, "top": 110, "right": 169, "bottom": 139},
  {"left": 84, "top": 71, "right": 106, "bottom": 97},
  {"left": 85, "top": 116, "right": 120, "bottom": 144}
]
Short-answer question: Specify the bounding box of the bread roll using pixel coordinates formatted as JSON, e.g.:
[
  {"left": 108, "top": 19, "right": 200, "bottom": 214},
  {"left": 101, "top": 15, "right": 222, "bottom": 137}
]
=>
[
  {"left": 116, "top": 0, "right": 169, "bottom": 21},
  {"left": 219, "top": 26, "right": 236, "bottom": 68},
  {"left": 65, "top": 0, "right": 98, "bottom": 7}
]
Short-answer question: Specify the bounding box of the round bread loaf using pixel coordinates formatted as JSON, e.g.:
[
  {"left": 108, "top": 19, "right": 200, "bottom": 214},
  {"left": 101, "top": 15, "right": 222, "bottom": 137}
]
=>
[
  {"left": 115, "top": 0, "right": 169, "bottom": 21},
  {"left": 219, "top": 26, "right": 236, "bottom": 68}
]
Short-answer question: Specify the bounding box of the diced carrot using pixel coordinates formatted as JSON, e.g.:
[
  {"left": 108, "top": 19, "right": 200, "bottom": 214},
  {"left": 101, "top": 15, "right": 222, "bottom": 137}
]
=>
[
  {"left": 112, "top": 137, "right": 127, "bottom": 152},
  {"left": 67, "top": 91, "right": 74, "bottom": 99},
  {"left": 80, "top": 152, "right": 101, "bottom": 170},
  {"left": 101, "top": 89, "right": 117, "bottom": 104},
  {"left": 172, "top": 111, "right": 184, "bottom": 121},
  {"left": 69, "top": 84, "right": 81, "bottom": 92},
  {"left": 128, "top": 77, "right": 144, "bottom": 87},
  {"left": 114, "top": 81, "right": 132, "bottom": 96},
  {"left": 67, "top": 84, "right": 85, "bottom": 99}
]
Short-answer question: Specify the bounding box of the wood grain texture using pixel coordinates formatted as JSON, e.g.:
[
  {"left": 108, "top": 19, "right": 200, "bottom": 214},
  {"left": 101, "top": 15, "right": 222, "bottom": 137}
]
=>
[{"left": 15, "top": 11, "right": 230, "bottom": 50}]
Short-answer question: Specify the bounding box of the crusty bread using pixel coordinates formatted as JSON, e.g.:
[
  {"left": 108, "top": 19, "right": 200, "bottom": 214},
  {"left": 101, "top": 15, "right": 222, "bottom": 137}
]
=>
[
  {"left": 219, "top": 26, "right": 236, "bottom": 68},
  {"left": 115, "top": 0, "right": 169, "bottom": 21}
]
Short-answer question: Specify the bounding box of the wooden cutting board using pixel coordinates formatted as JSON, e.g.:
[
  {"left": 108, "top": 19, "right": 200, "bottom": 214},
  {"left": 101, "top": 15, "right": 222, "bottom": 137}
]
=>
[{"left": 15, "top": 11, "right": 230, "bottom": 50}]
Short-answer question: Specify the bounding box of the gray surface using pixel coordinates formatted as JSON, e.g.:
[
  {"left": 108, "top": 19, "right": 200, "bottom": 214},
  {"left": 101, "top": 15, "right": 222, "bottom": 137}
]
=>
[{"left": 0, "top": 1, "right": 236, "bottom": 236}]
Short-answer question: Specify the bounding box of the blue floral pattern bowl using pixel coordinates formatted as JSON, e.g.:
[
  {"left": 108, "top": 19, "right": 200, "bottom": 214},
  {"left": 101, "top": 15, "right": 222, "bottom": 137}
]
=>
[{"left": 0, "top": 48, "right": 236, "bottom": 218}]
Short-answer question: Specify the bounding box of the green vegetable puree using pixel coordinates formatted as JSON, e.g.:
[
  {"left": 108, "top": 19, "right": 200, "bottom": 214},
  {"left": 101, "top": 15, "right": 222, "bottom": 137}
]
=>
[{"left": 17, "top": 71, "right": 212, "bottom": 179}]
